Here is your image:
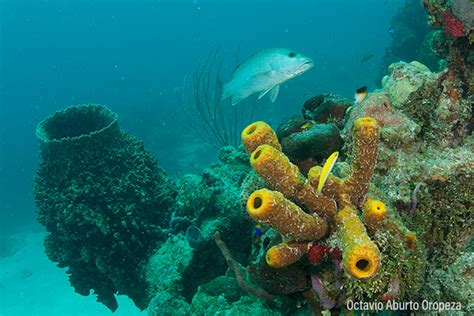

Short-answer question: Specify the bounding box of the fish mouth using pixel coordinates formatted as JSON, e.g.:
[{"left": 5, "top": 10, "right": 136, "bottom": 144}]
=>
[
  {"left": 301, "top": 60, "right": 314, "bottom": 69},
  {"left": 295, "top": 60, "right": 314, "bottom": 74}
]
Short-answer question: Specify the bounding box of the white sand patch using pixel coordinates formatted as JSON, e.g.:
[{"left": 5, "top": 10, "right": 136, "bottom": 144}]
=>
[{"left": 0, "top": 226, "right": 145, "bottom": 316}]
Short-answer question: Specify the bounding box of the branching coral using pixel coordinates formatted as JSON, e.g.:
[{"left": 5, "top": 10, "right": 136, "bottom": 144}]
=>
[
  {"left": 177, "top": 47, "right": 257, "bottom": 148},
  {"left": 214, "top": 231, "right": 275, "bottom": 300},
  {"left": 241, "top": 117, "right": 385, "bottom": 280}
]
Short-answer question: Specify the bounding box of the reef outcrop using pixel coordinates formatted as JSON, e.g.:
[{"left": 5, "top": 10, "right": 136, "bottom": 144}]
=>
[
  {"left": 275, "top": 93, "right": 349, "bottom": 173},
  {"left": 33, "top": 2, "right": 472, "bottom": 312},
  {"left": 378, "top": 0, "right": 432, "bottom": 81},
  {"left": 345, "top": 57, "right": 472, "bottom": 310},
  {"left": 236, "top": 116, "right": 424, "bottom": 311},
  {"left": 243, "top": 118, "right": 381, "bottom": 277},
  {"left": 301, "top": 94, "right": 352, "bottom": 128},
  {"left": 34, "top": 104, "right": 176, "bottom": 311},
  {"left": 146, "top": 145, "right": 255, "bottom": 314}
]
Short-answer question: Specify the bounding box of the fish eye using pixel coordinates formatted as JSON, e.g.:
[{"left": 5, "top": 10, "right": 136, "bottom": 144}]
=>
[{"left": 288, "top": 52, "right": 296, "bottom": 58}]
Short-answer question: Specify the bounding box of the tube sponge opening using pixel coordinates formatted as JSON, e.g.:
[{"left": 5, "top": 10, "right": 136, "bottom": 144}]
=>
[
  {"left": 241, "top": 121, "right": 282, "bottom": 154},
  {"left": 36, "top": 104, "right": 118, "bottom": 143},
  {"left": 362, "top": 198, "right": 388, "bottom": 231},
  {"left": 354, "top": 117, "right": 379, "bottom": 138},
  {"left": 246, "top": 189, "right": 274, "bottom": 219},
  {"left": 337, "top": 206, "right": 380, "bottom": 279},
  {"left": 343, "top": 243, "right": 380, "bottom": 279}
]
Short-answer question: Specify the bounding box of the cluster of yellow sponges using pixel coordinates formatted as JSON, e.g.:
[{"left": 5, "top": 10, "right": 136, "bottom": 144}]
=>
[{"left": 242, "top": 118, "right": 391, "bottom": 280}]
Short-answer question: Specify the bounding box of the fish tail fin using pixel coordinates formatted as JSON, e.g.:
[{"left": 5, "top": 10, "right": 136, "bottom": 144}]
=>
[
  {"left": 222, "top": 81, "right": 244, "bottom": 105},
  {"left": 221, "top": 82, "right": 230, "bottom": 102}
]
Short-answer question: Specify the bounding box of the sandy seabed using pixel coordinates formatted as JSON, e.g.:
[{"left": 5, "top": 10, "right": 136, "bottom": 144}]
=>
[{"left": 0, "top": 224, "right": 145, "bottom": 316}]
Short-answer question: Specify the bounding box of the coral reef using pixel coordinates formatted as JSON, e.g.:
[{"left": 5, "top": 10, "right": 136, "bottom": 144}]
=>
[
  {"left": 33, "top": 3, "right": 472, "bottom": 313},
  {"left": 214, "top": 232, "right": 275, "bottom": 300},
  {"left": 378, "top": 0, "right": 432, "bottom": 80},
  {"left": 34, "top": 104, "right": 177, "bottom": 311},
  {"left": 417, "top": 30, "right": 449, "bottom": 71},
  {"left": 352, "top": 60, "right": 472, "bottom": 206},
  {"left": 146, "top": 235, "right": 193, "bottom": 316},
  {"left": 346, "top": 55, "right": 472, "bottom": 310},
  {"left": 424, "top": 252, "right": 474, "bottom": 313},
  {"left": 190, "top": 285, "right": 277, "bottom": 315},
  {"left": 301, "top": 94, "right": 352, "bottom": 128},
  {"left": 146, "top": 145, "right": 255, "bottom": 310},
  {"left": 278, "top": 123, "right": 342, "bottom": 165},
  {"left": 236, "top": 116, "right": 425, "bottom": 311},
  {"left": 422, "top": 0, "right": 473, "bottom": 97},
  {"left": 274, "top": 94, "right": 348, "bottom": 171}
]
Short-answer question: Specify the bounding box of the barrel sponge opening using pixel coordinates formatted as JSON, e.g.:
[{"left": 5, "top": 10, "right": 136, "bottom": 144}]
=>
[{"left": 36, "top": 104, "right": 118, "bottom": 143}]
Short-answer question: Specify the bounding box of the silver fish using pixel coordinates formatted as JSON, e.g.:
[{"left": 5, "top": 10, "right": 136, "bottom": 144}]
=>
[{"left": 222, "top": 48, "right": 314, "bottom": 105}]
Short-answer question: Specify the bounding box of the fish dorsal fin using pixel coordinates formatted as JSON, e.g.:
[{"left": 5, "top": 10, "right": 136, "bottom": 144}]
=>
[
  {"left": 318, "top": 151, "right": 339, "bottom": 193},
  {"left": 268, "top": 85, "right": 280, "bottom": 103},
  {"left": 258, "top": 84, "right": 279, "bottom": 101}
]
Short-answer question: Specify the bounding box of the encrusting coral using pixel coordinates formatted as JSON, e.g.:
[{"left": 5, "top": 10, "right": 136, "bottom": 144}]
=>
[{"left": 242, "top": 117, "right": 386, "bottom": 280}]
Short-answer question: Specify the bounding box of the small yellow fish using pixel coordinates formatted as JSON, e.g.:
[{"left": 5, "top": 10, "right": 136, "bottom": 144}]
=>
[
  {"left": 300, "top": 122, "right": 312, "bottom": 130},
  {"left": 318, "top": 151, "right": 339, "bottom": 193},
  {"left": 354, "top": 86, "right": 367, "bottom": 103},
  {"left": 300, "top": 120, "right": 316, "bottom": 130}
]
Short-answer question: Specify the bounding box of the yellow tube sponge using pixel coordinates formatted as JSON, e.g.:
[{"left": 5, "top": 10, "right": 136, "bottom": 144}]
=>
[
  {"left": 345, "top": 117, "right": 380, "bottom": 206},
  {"left": 250, "top": 145, "right": 336, "bottom": 221},
  {"left": 337, "top": 206, "right": 380, "bottom": 279},
  {"left": 362, "top": 198, "right": 388, "bottom": 231},
  {"left": 241, "top": 118, "right": 385, "bottom": 279},
  {"left": 247, "top": 189, "right": 327, "bottom": 241},
  {"left": 265, "top": 241, "right": 310, "bottom": 268},
  {"left": 403, "top": 231, "right": 418, "bottom": 250},
  {"left": 241, "top": 121, "right": 281, "bottom": 154}
]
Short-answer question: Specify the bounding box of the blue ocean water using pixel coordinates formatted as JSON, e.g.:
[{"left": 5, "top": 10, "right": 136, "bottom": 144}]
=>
[
  {"left": 0, "top": 1, "right": 425, "bottom": 314},
  {"left": 0, "top": 0, "right": 401, "bottom": 233}
]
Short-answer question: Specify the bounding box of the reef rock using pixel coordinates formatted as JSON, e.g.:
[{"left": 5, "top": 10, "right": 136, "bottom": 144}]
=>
[
  {"left": 424, "top": 252, "right": 474, "bottom": 313},
  {"left": 280, "top": 123, "right": 342, "bottom": 162},
  {"left": 302, "top": 94, "right": 352, "bottom": 127},
  {"left": 168, "top": 146, "right": 255, "bottom": 301},
  {"left": 345, "top": 91, "right": 420, "bottom": 150},
  {"left": 381, "top": 61, "right": 470, "bottom": 146},
  {"left": 190, "top": 287, "right": 277, "bottom": 315},
  {"left": 275, "top": 94, "right": 349, "bottom": 167},
  {"left": 381, "top": 61, "right": 437, "bottom": 109},
  {"left": 345, "top": 58, "right": 472, "bottom": 311},
  {"left": 416, "top": 30, "right": 448, "bottom": 71},
  {"left": 146, "top": 235, "right": 193, "bottom": 316}
]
